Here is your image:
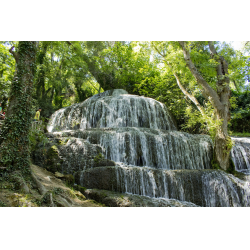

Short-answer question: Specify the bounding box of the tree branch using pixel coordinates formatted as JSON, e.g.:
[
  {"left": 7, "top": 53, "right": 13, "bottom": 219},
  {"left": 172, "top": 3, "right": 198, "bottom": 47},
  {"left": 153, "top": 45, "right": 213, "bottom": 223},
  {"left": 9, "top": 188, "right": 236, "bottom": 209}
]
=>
[
  {"left": 86, "top": 79, "right": 99, "bottom": 92},
  {"left": 173, "top": 73, "right": 205, "bottom": 116},
  {"left": 152, "top": 43, "right": 205, "bottom": 116},
  {"left": 208, "top": 41, "right": 231, "bottom": 107},
  {"left": 178, "top": 41, "right": 223, "bottom": 110},
  {"left": 9, "top": 46, "right": 19, "bottom": 62}
]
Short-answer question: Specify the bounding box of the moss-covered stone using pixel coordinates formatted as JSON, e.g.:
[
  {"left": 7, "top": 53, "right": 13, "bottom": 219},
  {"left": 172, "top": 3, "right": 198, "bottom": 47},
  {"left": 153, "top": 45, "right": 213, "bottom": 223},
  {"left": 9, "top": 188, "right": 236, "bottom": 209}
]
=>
[
  {"left": 44, "top": 145, "right": 61, "bottom": 173},
  {"left": 84, "top": 189, "right": 198, "bottom": 207},
  {"left": 63, "top": 174, "right": 75, "bottom": 185},
  {"left": 227, "top": 158, "right": 236, "bottom": 175},
  {"left": 74, "top": 185, "right": 87, "bottom": 194}
]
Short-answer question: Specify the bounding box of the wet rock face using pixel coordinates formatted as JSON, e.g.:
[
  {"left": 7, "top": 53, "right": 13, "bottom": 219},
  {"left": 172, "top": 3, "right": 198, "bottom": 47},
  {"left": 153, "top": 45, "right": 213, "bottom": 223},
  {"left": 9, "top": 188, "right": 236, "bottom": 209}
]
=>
[
  {"left": 76, "top": 166, "right": 250, "bottom": 207},
  {"left": 52, "top": 128, "right": 213, "bottom": 170},
  {"left": 32, "top": 135, "right": 115, "bottom": 175}
]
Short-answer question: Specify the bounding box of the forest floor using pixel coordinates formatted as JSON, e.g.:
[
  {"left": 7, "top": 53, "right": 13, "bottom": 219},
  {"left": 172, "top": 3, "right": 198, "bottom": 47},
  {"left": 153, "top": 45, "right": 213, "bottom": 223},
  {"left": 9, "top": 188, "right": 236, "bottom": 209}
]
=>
[{"left": 0, "top": 164, "right": 104, "bottom": 207}]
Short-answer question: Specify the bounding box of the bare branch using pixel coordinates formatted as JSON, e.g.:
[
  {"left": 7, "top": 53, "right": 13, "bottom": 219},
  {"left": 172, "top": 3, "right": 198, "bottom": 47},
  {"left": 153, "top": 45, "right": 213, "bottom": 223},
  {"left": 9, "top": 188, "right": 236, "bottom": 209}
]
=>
[
  {"left": 9, "top": 46, "right": 19, "bottom": 62},
  {"left": 173, "top": 73, "right": 205, "bottom": 116},
  {"left": 208, "top": 41, "right": 218, "bottom": 55},
  {"left": 86, "top": 79, "right": 99, "bottom": 92},
  {"left": 66, "top": 41, "right": 73, "bottom": 46},
  {"left": 208, "top": 41, "right": 231, "bottom": 108}
]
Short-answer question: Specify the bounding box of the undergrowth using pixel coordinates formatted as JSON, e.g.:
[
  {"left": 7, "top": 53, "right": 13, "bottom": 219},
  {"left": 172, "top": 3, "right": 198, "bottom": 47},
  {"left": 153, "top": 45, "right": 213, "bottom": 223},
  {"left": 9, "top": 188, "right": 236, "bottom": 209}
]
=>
[{"left": 0, "top": 200, "right": 7, "bottom": 207}]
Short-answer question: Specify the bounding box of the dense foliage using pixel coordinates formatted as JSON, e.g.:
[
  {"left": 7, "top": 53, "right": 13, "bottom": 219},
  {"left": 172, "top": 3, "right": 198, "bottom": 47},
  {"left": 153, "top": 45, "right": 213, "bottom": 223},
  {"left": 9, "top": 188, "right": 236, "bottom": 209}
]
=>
[
  {"left": 230, "top": 89, "right": 250, "bottom": 133},
  {"left": 1, "top": 41, "right": 249, "bottom": 128}
]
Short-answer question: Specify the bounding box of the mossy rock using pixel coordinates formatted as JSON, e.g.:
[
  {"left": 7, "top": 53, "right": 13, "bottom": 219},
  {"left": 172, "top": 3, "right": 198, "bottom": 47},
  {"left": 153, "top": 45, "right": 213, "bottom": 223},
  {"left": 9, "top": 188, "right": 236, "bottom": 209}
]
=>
[
  {"left": 62, "top": 174, "right": 75, "bottom": 185},
  {"left": 93, "top": 153, "right": 104, "bottom": 163},
  {"left": 93, "top": 159, "right": 116, "bottom": 168},
  {"left": 227, "top": 158, "right": 236, "bottom": 175},
  {"left": 74, "top": 185, "right": 87, "bottom": 194},
  {"left": 45, "top": 145, "right": 62, "bottom": 173}
]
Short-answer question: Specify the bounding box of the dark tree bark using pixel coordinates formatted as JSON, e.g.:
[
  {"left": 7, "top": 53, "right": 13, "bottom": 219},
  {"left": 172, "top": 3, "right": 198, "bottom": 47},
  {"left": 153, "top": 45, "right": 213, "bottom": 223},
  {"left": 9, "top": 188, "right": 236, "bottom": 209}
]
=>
[
  {"left": 0, "top": 42, "right": 37, "bottom": 173},
  {"left": 36, "top": 42, "right": 49, "bottom": 101}
]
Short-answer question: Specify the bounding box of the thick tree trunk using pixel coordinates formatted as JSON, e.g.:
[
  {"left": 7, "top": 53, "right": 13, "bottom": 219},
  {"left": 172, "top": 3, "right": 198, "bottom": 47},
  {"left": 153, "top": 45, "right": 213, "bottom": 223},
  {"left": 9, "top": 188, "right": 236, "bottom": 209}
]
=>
[
  {"left": 0, "top": 42, "right": 36, "bottom": 173},
  {"left": 208, "top": 41, "right": 231, "bottom": 170},
  {"left": 214, "top": 109, "right": 230, "bottom": 170},
  {"left": 213, "top": 82, "right": 231, "bottom": 170}
]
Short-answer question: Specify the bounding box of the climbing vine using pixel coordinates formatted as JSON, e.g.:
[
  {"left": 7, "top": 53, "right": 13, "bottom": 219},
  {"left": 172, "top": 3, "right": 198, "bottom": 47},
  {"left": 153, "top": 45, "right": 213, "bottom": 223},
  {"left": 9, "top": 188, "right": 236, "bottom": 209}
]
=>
[{"left": 0, "top": 42, "right": 37, "bottom": 176}]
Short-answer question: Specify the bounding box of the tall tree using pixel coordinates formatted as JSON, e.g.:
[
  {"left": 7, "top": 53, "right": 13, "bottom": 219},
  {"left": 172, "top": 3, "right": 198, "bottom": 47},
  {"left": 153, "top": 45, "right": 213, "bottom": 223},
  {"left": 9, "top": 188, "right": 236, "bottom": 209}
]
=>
[
  {"left": 0, "top": 41, "right": 37, "bottom": 174},
  {"left": 36, "top": 41, "right": 49, "bottom": 101},
  {"left": 152, "top": 41, "right": 235, "bottom": 170},
  {"left": 178, "top": 41, "right": 232, "bottom": 170}
]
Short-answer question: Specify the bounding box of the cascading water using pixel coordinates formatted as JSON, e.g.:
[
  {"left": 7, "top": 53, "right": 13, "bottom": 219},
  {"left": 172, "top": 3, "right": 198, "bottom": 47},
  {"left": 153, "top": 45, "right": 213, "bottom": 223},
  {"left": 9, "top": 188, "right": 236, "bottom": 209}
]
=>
[
  {"left": 52, "top": 128, "right": 212, "bottom": 170},
  {"left": 231, "top": 137, "right": 250, "bottom": 174},
  {"left": 45, "top": 89, "right": 250, "bottom": 207},
  {"left": 47, "top": 89, "right": 176, "bottom": 132}
]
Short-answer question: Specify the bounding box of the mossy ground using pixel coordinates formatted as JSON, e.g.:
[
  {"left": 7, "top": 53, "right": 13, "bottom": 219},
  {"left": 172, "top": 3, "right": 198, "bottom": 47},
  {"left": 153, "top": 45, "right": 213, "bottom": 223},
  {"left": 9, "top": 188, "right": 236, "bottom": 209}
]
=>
[{"left": 0, "top": 164, "right": 105, "bottom": 207}]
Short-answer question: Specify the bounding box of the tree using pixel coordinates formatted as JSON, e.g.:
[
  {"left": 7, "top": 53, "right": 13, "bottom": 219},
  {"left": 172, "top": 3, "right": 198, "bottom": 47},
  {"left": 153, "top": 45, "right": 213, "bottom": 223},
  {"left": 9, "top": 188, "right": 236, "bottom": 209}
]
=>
[
  {"left": 0, "top": 42, "right": 15, "bottom": 109},
  {"left": 180, "top": 41, "right": 232, "bottom": 170},
  {"left": 0, "top": 42, "right": 37, "bottom": 174},
  {"left": 152, "top": 41, "right": 238, "bottom": 170}
]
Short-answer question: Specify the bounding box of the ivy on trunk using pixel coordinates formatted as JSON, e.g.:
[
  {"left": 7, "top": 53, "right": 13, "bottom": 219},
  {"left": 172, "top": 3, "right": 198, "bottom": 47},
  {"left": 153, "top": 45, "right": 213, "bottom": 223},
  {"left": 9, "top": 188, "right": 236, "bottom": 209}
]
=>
[{"left": 0, "top": 41, "right": 36, "bottom": 175}]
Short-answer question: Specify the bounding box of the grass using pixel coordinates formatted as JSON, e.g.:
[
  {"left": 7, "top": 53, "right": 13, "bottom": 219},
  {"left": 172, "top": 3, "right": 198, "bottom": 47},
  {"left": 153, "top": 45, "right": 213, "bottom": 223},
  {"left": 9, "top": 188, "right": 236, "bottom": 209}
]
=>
[{"left": 231, "top": 132, "right": 250, "bottom": 137}]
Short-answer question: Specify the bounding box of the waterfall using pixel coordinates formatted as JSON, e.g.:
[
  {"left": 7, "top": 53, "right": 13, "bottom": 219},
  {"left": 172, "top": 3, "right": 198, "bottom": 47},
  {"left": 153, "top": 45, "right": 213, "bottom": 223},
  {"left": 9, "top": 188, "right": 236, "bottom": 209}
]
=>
[
  {"left": 47, "top": 89, "right": 176, "bottom": 132},
  {"left": 45, "top": 89, "right": 250, "bottom": 206},
  {"left": 52, "top": 128, "right": 212, "bottom": 170},
  {"left": 231, "top": 137, "right": 250, "bottom": 174},
  {"left": 75, "top": 164, "right": 250, "bottom": 207}
]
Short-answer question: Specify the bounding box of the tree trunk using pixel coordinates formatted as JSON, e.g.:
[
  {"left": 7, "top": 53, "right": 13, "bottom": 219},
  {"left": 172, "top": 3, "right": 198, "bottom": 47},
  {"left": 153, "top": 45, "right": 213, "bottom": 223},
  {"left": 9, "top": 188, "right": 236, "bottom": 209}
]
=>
[
  {"left": 208, "top": 41, "right": 231, "bottom": 170},
  {"left": 0, "top": 42, "right": 36, "bottom": 174},
  {"left": 36, "top": 42, "right": 48, "bottom": 101},
  {"left": 214, "top": 110, "right": 231, "bottom": 170}
]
